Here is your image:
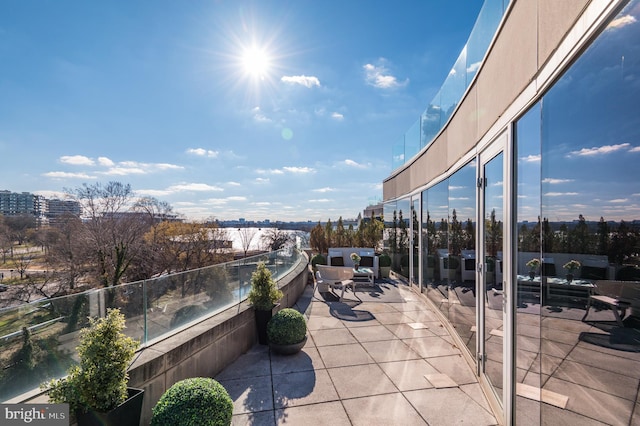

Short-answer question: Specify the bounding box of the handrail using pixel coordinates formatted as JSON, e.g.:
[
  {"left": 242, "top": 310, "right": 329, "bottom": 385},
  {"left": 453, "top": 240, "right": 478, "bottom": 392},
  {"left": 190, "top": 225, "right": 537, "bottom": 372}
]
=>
[{"left": 0, "top": 248, "right": 305, "bottom": 402}]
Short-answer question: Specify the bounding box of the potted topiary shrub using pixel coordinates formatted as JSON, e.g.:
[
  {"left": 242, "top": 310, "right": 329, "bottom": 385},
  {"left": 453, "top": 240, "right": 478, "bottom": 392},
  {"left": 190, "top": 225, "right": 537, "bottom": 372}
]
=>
[
  {"left": 378, "top": 253, "right": 392, "bottom": 278},
  {"left": 43, "top": 308, "right": 143, "bottom": 426},
  {"left": 247, "top": 262, "right": 283, "bottom": 345},
  {"left": 267, "top": 308, "right": 307, "bottom": 355},
  {"left": 310, "top": 253, "right": 327, "bottom": 272},
  {"left": 150, "top": 377, "right": 233, "bottom": 426}
]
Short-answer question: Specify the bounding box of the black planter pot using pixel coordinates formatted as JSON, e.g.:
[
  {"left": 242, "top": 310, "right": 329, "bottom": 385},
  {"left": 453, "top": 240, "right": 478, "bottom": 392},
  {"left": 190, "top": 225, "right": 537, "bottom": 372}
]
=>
[
  {"left": 75, "top": 387, "right": 144, "bottom": 426},
  {"left": 255, "top": 305, "right": 277, "bottom": 345},
  {"left": 269, "top": 335, "right": 307, "bottom": 355}
]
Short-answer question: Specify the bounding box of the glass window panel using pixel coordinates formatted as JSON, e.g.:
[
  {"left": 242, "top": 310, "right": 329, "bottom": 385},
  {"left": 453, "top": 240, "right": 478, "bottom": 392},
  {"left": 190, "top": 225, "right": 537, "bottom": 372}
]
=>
[
  {"left": 448, "top": 161, "right": 477, "bottom": 357},
  {"left": 425, "top": 179, "right": 449, "bottom": 318},
  {"left": 421, "top": 92, "right": 442, "bottom": 148},
  {"left": 404, "top": 118, "right": 421, "bottom": 162},
  {"left": 440, "top": 46, "right": 468, "bottom": 126},
  {"left": 396, "top": 198, "right": 411, "bottom": 279}
]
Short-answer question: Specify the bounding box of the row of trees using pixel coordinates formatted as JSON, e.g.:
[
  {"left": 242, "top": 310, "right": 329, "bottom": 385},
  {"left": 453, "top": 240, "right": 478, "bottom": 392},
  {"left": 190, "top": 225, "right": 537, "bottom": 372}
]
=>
[
  {"left": 0, "top": 182, "right": 299, "bottom": 306},
  {"left": 309, "top": 215, "right": 384, "bottom": 254}
]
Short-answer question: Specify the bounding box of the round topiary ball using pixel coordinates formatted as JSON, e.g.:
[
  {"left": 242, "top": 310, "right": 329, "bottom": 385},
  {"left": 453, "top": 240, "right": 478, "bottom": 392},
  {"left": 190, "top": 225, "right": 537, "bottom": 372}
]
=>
[
  {"left": 267, "top": 308, "right": 307, "bottom": 345},
  {"left": 151, "top": 377, "right": 233, "bottom": 426}
]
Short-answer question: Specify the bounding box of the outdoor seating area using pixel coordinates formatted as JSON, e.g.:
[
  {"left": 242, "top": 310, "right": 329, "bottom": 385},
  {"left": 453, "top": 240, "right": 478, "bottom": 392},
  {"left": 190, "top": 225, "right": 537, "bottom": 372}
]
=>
[{"left": 327, "top": 247, "right": 379, "bottom": 278}]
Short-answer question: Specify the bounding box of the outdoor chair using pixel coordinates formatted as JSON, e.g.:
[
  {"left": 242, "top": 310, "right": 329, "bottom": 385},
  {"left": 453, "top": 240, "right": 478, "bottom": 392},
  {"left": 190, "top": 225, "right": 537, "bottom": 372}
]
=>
[{"left": 316, "top": 265, "right": 356, "bottom": 300}]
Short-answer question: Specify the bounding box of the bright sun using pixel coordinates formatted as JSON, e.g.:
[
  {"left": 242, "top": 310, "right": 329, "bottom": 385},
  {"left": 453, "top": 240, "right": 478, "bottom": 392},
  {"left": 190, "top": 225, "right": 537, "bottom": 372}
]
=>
[{"left": 241, "top": 46, "right": 271, "bottom": 79}]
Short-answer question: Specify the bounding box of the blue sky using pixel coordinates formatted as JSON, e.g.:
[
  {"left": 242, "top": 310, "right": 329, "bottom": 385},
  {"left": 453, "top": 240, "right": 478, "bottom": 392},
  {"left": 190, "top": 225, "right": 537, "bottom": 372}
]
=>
[{"left": 0, "top": 0, "right": 484, "bottom": 222}]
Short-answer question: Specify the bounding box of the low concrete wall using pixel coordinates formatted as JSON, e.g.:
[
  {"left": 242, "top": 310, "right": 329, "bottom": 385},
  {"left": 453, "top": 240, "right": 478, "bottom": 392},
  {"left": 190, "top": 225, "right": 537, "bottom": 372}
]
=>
[{"left": 128, "top": 254, "right": 309, "bottom": 425}]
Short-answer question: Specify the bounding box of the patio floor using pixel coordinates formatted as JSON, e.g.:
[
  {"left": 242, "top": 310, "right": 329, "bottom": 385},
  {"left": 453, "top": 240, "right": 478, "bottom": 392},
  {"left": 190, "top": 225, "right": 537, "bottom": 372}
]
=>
[{"left": 215, "top": 278, "right": 499, "bottom": 425}]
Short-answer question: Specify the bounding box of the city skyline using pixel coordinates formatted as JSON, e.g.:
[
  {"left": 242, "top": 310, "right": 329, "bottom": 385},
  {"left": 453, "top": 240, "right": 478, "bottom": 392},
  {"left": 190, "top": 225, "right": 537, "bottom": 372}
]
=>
[{"left": 0, "top": 1, "right": 483, "bottom": 221}]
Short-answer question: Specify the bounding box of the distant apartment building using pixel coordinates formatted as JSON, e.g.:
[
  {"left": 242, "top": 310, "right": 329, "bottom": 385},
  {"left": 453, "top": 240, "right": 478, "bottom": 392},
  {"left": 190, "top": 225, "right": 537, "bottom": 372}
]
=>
[
  {"left": 0, "top": 190, "right": 43, "bottom": 217},
  {"left": 45, "top": 198, "right": 82, "bottom": 226},
  {"left": 0, "top": 190, "right": 81, "bottom": 226}
]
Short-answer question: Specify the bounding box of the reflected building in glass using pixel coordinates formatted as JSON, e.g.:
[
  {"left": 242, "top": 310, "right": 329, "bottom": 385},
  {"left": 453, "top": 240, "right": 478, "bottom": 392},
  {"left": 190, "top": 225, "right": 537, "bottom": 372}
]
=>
[{"left": 383, "top": 0, "right": 640, "bottom": 424}]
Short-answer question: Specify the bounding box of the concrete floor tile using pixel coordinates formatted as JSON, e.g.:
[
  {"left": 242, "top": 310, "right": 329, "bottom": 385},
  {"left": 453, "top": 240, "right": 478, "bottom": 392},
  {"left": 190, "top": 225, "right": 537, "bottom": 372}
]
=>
[
  {"left": 426, "top": 354, "right": 477, "bottom": 385},
  {"left": 553, "top": 358, "right": 639, "bottom": 401},
  {"left": 348, "top": 324, "right": 397, "bottom": 342},
  {"left": 342, "top": 317, "right": 383, "bottom": 328},
  {"left": 342, "top": 393, "right": 427, "bottom": 426},
  {"left": 379, "top": 359, "right": 438, "bottom": 391},
  {"left": 317, "top": 343, "right": 374, "bottom": 368},
  {"left": 355, "top": 302, "right": 399, "bottom": 313},
  {"left": 310, "top": 328, "right": 358, "bottom": 346},
  {"left": 404, "top": 387, "right": 497, "bottom": 426},
  {"left": 361, "top": 339, "right": 421, "bottom": 363},
  {"left": 387, "top": 302, "right": 424, "bottom": 312},
  {"left": 275, "top": 401, "right": 351, "bottom": 426},
  {"left": 385, "top": 323, "right": 436, "bottom": 339},
  {"left": 404, "top": 336, "right": 461, "bottom": 358},
  {"left": 424, "top": 373, "right": 457, "bottom": 388},
  {"left": 402, "top": 309, "right": 442, "bottom": 323},
  {"left": 460, "top": 383, "right": 493, "bottom": 414},
  {"left": 272, "top": 369, "right": 339, "bottom": 408},
  {"left": 328, "top": 364, "right": 398, "bottom": 399},
  {"left": 567, "top": 346, "right": 640, "bottom": 378},
  {"left": 544, "top": 376, "right": 634, "bottom": 425},
  {"left": 232, "top": 410, "right": 276, "bottom": 426},
  {"left": 216, "top": 351, "right": 272, "bottom": 380},
  {"left": 307, "top": 315, "right": 347, "bottom": 331},
  {"left": 270, "top": 346, "right": 324, "bottom": 374},
  {"left": 219, "top": 375, "right": 274, "bottom": 415},
  {"left": 372, "top": 311, "right": 415, "bottom": 325}
]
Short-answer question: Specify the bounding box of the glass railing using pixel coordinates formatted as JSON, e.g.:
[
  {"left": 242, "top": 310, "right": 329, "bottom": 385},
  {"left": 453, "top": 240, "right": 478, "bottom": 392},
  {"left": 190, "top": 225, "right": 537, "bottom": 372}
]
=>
[
  {"left": 392, "top": 0, "right": 509, "bottom": 171},
  {"left": 0, "top": 248, "right": 304, "bottom": 402}
]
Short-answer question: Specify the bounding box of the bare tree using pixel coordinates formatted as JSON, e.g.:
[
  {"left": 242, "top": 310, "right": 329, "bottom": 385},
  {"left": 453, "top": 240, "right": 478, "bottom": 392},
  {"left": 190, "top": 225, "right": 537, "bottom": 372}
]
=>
[
  {"left": 66, "top": 182, "right": 150, "bottom": 287},
  {"left": 260, "top": 228, "right": 292, "bottom": 251},
  {"left": 237, "top": 227, "right": 258, "bottom": 258}
]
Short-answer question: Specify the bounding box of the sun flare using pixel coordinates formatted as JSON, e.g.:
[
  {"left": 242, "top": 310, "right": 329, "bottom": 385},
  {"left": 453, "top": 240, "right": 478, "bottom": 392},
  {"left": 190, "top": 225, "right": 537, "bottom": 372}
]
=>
[{"left": 241, "top": 46, "right": 271, "bottom": 79}]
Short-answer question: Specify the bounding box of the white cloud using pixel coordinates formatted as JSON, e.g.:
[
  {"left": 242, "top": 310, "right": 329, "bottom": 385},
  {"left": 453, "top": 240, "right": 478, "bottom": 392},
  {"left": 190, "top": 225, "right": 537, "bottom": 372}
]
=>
[
  {"left": 544, "top": 192, "right": 579, "bottom": 196},
  {"left": 283, "top": 166, "right": 314, "bottom": 174},
  {"left": 313, "top": 187, "right": 335, "bottom": 193},
  {"left": 42, "top": 171, "right": 95, "bottom": 179},
  {"left": 255, "top": 177, "right": 270, "bottom": 184},
  {"left": 226, "top": 196, "right": 247, "bottom": 202},
  {"left": 103, "top": 166, "right": 146, "bottom": 176},
  {"left": 227, "top": 181, "right": 241, "bottom": 186},
  {"left": 253, "top": 202, "right": 271, "bottom": 206},
  {"left": 98, "top": 157, "right": 114, "bottom": 167},
  {"left": 331, "top": 112, "right": 344, "bottom": 120},
  {"left": 467, "top": 61, "right": 481, "bottom": 74},
  {"left": 99, "top": 161, "right": 183, "bottom": 176},
  {"left": 542, "top": 178, "right": 574, "bottom": 184},
  {"left": 167, "top": 183, "right": 224, "bottom": 192},
  {"left": 521, "top": 154, "right": 541, "bottom": 163},
  {"left": 608, "top": 14, "right": 637, "bottom": 29},
  {"left": 570, "top": 143, "right": 630, "bottom": 156},
  {"left": 187, "top": 148, "right": 219, "bottom": 158},
  {"left": 344, "top": 159, "right": 369, "bottom": 169},
  {"left": 609, "top": 198, "right": 628, "bottom": 203},
  {"left": 363, "top": 60, "right": 408, "bottom": 89},
  {"left": 60, "top": 155, "right": 95, "bottom": 166},
  {"left": 281, "top": 75, "right": 320, "bottom": 88},
  {"left": 308, "top": 198, "right": 331, "bottom": 203},
  {"left": 252, "top": 107, "right": 271, "bottom": 123}
]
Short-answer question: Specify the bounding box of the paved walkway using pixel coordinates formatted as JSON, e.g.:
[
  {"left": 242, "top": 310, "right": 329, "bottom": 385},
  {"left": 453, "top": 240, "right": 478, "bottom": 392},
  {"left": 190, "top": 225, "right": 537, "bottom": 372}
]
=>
[{"left": 215, "top": 280, "right": 499, "bottom": 425}]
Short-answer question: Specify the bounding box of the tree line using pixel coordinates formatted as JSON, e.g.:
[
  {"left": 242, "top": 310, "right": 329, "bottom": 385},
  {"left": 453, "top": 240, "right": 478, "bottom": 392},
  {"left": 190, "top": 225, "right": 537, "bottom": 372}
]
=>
[{"left": 0, "top": 181, "right": 294, "bottom": 306}]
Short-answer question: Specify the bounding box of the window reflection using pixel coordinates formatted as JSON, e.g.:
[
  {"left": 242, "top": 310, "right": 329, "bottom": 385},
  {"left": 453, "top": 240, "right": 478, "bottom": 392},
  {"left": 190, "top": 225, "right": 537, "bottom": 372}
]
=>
[
  {"left": 424, "top": 179, "right": 449, "bottom": 318},
  {"left": 516, "top": 2, "right": 640, "bottom": 424},
  {"left": 448, "top": 161, "right": 477, "bottom": 356}
]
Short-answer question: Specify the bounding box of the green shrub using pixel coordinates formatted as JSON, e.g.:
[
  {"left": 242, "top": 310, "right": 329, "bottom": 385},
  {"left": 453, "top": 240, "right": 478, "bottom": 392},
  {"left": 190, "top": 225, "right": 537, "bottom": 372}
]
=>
[
  {"left": 310, "top": 253, "right": 326, "bottom": 271},
  {"left": 247, "top": 262, "right": 282, "bottom": 311},
  {"left": 43, "top": 308, "right": 138, "bottom": 414},
  {"left": 151, "top": 377, "right": 233, "bottom": 426},
  {"left": 378, "top": 253, "right": 391, "bottom": 268},
  {"left": 267, "top": 308, "right": 306, "bottom": 345}
]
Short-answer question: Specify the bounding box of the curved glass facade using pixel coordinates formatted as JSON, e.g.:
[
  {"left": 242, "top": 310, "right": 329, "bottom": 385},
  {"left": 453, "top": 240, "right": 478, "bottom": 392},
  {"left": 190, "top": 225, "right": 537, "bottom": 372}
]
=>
[
  {"left": 384, "top": 1, "right": 640, "bottom": 423},
  {"left": 392, "top": 0, "right": 509, "bottom": 170}
]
